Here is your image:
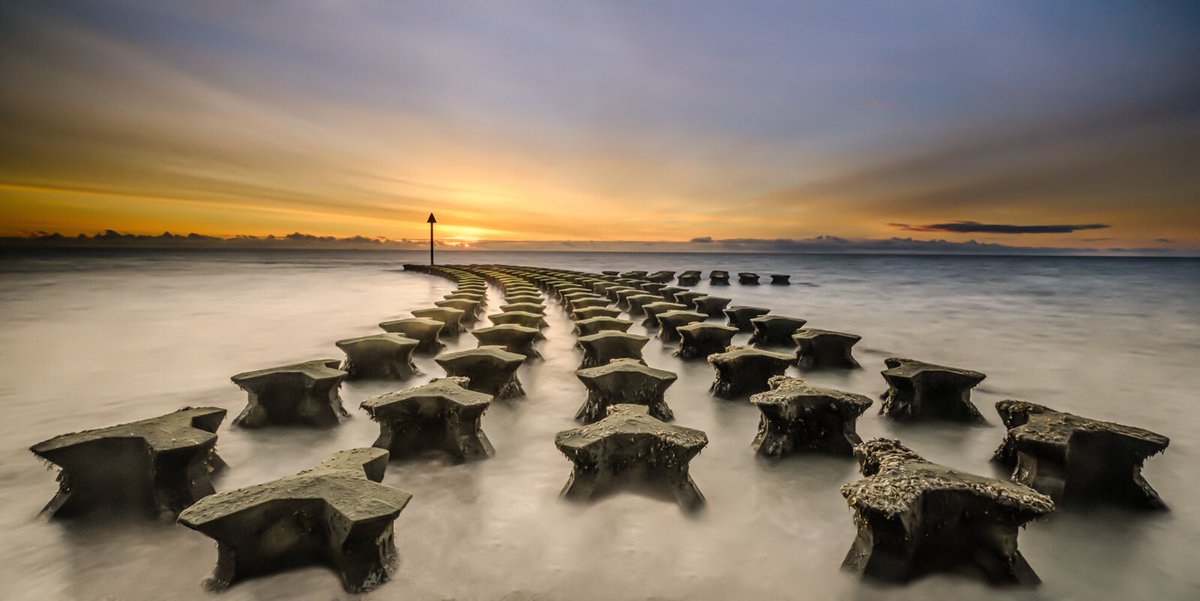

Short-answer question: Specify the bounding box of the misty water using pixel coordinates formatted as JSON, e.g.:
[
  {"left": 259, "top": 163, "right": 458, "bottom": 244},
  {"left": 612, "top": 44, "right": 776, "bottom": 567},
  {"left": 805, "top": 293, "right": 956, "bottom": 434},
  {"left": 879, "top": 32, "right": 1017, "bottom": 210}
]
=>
[{"left": 1, "top": 250, "right": 1197, "bottom": 601}]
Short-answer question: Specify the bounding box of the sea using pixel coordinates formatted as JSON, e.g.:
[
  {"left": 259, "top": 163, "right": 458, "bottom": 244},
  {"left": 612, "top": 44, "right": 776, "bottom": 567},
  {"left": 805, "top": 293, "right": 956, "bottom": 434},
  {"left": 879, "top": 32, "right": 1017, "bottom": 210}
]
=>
[{"left": 1, "top": 249, "right": 1197, "bottom": 601}]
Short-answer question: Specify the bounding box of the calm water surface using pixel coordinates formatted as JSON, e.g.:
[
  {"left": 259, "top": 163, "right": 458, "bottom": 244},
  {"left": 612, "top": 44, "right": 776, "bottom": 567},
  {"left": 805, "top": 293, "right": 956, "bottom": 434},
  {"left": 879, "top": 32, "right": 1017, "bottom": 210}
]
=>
[{"left": 1, "top": 250, "right": 1197, "bottom": 601}]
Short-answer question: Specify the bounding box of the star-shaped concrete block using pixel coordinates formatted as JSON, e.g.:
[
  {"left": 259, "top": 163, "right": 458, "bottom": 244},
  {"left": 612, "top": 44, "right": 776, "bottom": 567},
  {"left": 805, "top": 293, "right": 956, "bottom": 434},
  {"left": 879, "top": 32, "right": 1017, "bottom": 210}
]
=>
[
  {"left": 410, "top": 306, "right": 467, "bottom": 336},
  {"left": 577, "top": 331, "right": 651, "bottom": 368},
  {"left": 178, "top": 448, "right": 412, "bottom": 593},
  {"left": 708, "top": 346, "right": 795, "bottom": 398},
  {"left": 657, "top": 310, "right": 707, "bottom": 341},
  {"left": 487, "top": 310, "right": 548, "bottom": 335},
  {"left": 360, "top": 377, "right": 494, "bottom": 463},
  {"left": 675, "top": 323, "right": 739, "bottom": 359},
  {"left": 672, "top": 290, "right": 707, "bottom": 307},
  {"left": 638, "top": 282, "right": 668, "bottom": 295},
  {"left": 443, "top": 291, "right": 484, "bottom": 303},
  {"left": 677, "top": 270, "right": 702, "bottom": 286},
  {"left": 709, "top": 270, "right": 730, "bottom": 285},
  {"left": 572, "top": 306, "right": 622, "bottom": 320},
  {"left": 692, "top": 295, "right": 732, "bottom": 317},
  {"left": 231, "top": 359, "right": 348, "bottom": 427},
  {"left": 574, "top": 316, "right": 635, "bottom": 336},
  {"left": 748, "top": 315, "right": 808, "bottom": 346},
  {"left": 723, "top": 305, "right": 771, "bottom": 332},
  {"left": 657, "top": 286, "right": 686, "bottom": 301},
  {"left": 769, "top": 274, "right": 791, "bottom": 285},
  {"left": 620, "top": 270, "right": 649, "bottom": 279},
  {"left": 624, "top": 294, "right": 663, "bottom": 316},
  {"left": 840, "top": 438, "right": 1053, "bottom": 585},
  {"left": 750, "top": 376, "right": 872, "bottom": 456},
  {"left": 568, "top": 296, "right": 611, "bottom": 316},
  {"left": 379, "top": 317, "right": 445, "bottom": 353},
  {"left": 335, "top": 333, "right": 420, "bottom": 379},
  {"left": 879, "top": 357, "right": 986, "bottom": 422},
  {"left": 647, "top": 270, "right": 676, "bottom": 283},
  {"left": 499, "top": 302, "right": 546, "bottom": 315},
  {"left": 30, "top": 407, "right": 227, "bottom": 518},
  {"left": 435, "top": 345, "right": 525, "bottom": 399},
  {"left": 993, "top": 400, "right": 1170, "bottom": 509},
  {"left": 640, "top": 301, "right": 687, "bottom": 328},
  {"left": 605, "top": 286, "right": 640, "bottom": 302},
  {"left": 738, "top": 272, "right": 761, "bottom": 285},
  {"left": 555, "top": 404, "right": 707, "bottom": 511},
  {"left": 792, "top": 328, "right": 861, "bottom": 368},
  {"left": 574, "top": 359, "right": 678, "bottom": 422},
  {"left": 470, "top": 324, "right": 541, "bottom": 359},
  {"left": 435, "top": 297, "right": 482, "bottom": 319}
]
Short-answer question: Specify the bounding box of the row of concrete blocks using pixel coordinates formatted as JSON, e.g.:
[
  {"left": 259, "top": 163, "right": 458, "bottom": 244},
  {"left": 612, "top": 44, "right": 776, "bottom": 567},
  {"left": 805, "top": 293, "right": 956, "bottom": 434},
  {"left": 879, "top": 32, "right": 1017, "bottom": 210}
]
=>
[{"left": 603, "top": 269, "right": 792, "bottom": 286}]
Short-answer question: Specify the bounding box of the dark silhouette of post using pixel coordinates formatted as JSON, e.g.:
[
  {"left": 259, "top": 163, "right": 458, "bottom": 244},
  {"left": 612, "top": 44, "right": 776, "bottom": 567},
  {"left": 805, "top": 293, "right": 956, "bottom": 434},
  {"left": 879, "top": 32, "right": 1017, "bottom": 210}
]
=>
[{"left": 427, "top": 213, "right": 437, "bottom": 265}]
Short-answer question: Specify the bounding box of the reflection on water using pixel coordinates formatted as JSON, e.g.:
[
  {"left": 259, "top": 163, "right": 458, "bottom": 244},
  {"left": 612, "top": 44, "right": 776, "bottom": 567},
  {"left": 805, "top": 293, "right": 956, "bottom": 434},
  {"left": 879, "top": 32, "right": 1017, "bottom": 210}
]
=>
[{"left": 1, "top": 250, "right": 1197, "bottom": 600}]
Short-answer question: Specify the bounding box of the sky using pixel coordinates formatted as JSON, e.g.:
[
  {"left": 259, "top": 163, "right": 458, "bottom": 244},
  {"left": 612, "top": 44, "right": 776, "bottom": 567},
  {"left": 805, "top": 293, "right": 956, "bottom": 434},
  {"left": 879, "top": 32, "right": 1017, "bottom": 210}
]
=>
[{"left": 1, "top": 0, "right": 1198, "bottom": 252}]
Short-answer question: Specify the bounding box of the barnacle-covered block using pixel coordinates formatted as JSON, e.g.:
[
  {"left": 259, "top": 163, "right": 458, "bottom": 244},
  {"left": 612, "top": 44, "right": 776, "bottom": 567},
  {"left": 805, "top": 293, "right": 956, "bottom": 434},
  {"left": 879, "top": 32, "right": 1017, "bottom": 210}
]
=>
[
  {"left": 840, "top": 439, "right": 1053, "bottom": 585},
  {"left": 748, "top": 315, "right": 808, "bottom": 346},
  {"left": 879, "top": 357, "right": 986, "bottom": 422},
  {"left": 379, "top": 317, "right": 445, "bottom": 353},
  {"left": 708, "top": 346, "right": 794, "bottom": 398},
  {"left": 555, "top": 405, "right": 707, "bottom": 511},
  {"left": 335, "top": 333, "right": 419, "bottom": 379},
  {"left": 231, "top": 360, "right": 348, "bottom": 427},
  {"left": 30, "top": 407, "right": 227, "bottom": 518},
  {"left": 435, "top": 346, "right": 525, "bottom": 399},
  {"left": 675, "top": 323, "right": 739, "bottom": 359},
  {"left": 574, "top": 359, "right": 678, "bottom": 423},
  {"left": 360, "top": 377, "right": 494, "bottom": 463},
  {"left": 993, "top": 400, "right": 1170, "bottom": 509},
  {"left": 577, "top": 331, "right": 651, "bottom": 368},
  {"left": 750, "top": 377, "right": 871, "bottom": 456},
  {"left": 792, "top": 328, "right": 861, "bottom": 368},
  {"left": 177, "top": 449, "right": 412, "bottom": 593}
]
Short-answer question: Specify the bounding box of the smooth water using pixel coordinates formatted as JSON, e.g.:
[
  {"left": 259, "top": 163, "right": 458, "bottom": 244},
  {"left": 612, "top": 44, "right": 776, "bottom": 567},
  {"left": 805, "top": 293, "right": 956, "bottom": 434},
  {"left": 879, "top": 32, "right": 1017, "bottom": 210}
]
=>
[{"left": 1, "top": 250, "right": 1197, "bottom": 601}]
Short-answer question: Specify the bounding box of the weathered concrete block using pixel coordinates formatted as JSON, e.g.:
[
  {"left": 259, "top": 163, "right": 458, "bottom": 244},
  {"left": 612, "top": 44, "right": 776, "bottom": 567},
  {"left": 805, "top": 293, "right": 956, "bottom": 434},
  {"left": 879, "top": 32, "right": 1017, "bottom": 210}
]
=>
[
  {"left": 709, "top": 270, "right": 730, "bottom": 285},
  {"left": 444, "top": 292, "right": 484, "bottom": 303},
  {"left": 994, "top": 400, "right": 1170, "bottom": 509},
  {"left": 657, "top": 286, "right": 686, "bottom": 301},
  {"left": 575, "top": 359, "right": 678, "bottom": 423},
  {"left": 499, "top": 302, "right": 546, "bottom": 315},
  {"left": 748, "top": 315, "right": 808, "bottom": 346},
  {"left": 435, "top": 346, "right": 525, "bottom": 399},
  {"left": 880, "top": 357, "right": 986, "bottom": 422},
  {"left": 410, "top": 306, "right": 466, "bottom": 336},
  {"left": 602, "top": 270, "right": 621, "bottom": 276},
  {"left": 738, "top": 272, "right": 761, "bottom": 285},
  {"left": 708, "top": 346, "right": 794, "bottom": 398},
  {"left": 647, "top": 271, "right": 676, "bottom": 283},
  {"left": 607, "top": 286, "right": 640, "bottom": 302},
  {"left": 569, "top": 296, "right": 611, "bottom": 316},
  {"left": 435, "top": 298, "right": 481, "bottom": 320},
  {"left": 335, "top": 333, "right": 419, "bottom": 379},
  {"left": 675, "top": 323, "right": 739, "bottom": 359},
  {"left": 487, "top": 310, "right": 548, "bottom": 331},
  {"left": 360, "top": 377, "right": 494, "bottom": 463},
  {"left": 620, "top": 270, "right": 648, "bottom": 279},
  {"left": 639, "top": 282, "right": 668, "bottom": 295},
  {"left": 750, "top": 377, "right": 871, "bottom": 456},
  {"left": 555, "top": 405, "right": 707, "bottom": 511},
  {"left": 723, "top": 305, "right": 771, "bottom": 331},
  {"left": 692, "top": 295, "right": 732, "bottom": 317},
  {"left": 573, "top": 306, "right": 622, "bottom": 320},
  {"left": 672, "top": 290, "right": 707, "bottom": 306},
  {"left": 231, "top": 360, "right": 348, "bottom": 427},
  {"left": 624, "top": 294, "right": 662, "bottom": 316},
  {"left": 470, "top": 324, "right": 541, "bottom": 359},
  {"left": 769, "top": 274, "right": 791, "bottom": 285},
  {"left": 577, "top": 331, "right": 650, "bottom": 368},
  {"left": 30, "top": 407, "right": 226, "bottom": 519},
  {"left": 641, "top": 301, "right": 687, "bottom": 328},
  {"left": 677, "top": 270, "right": 702, "bottom": 286},
  {"left": 657, "top": 310, "right": 707, "bottom": 341},
  {"left": 574, "top": 316, "right": 635, "bottom": 336},
  {"left": 178, "top": 448, "right": 412, "bottom": 593},
  {"left": 840, "top": 439, "right": 1053, "bottom": 585},
  {"left": 504, "top": 293, "right": 543, "bottom": 305},
  {"left": 379, "top": 317, "right": 445, "bottom": 354},
  {"left": 792, "top": 328, "right": 861, "bottom": 368}
]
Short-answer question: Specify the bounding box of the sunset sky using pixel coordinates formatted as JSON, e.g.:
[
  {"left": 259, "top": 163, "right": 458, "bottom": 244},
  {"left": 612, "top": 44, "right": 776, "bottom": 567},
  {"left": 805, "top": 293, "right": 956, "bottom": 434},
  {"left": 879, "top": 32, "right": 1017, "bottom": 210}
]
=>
[{"left": 2, "top": 1, "right": 1198, "bottom": 251}]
